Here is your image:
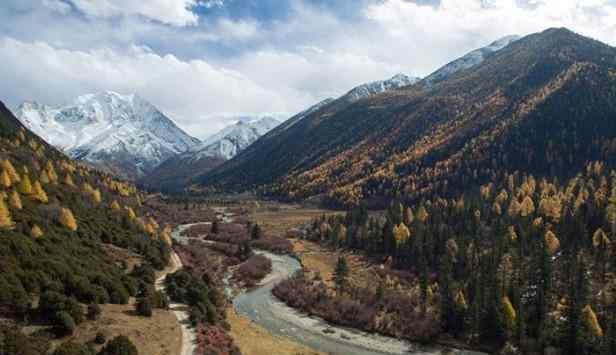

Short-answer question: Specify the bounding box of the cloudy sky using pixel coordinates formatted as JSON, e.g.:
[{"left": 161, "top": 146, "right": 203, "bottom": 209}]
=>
[{"left": 2, "top": 0, "right": 616, "bottom": 138}]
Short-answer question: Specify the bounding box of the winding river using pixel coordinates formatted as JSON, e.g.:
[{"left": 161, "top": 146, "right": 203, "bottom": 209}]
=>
[{"left": 173, "top": 214, "right": 487, "bottom": 355}]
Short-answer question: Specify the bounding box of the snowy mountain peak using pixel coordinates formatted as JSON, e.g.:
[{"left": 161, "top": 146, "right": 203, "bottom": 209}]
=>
[
  {"left": 190, "top": 116, "right": 281, "bottom": 160},
  {"left": 423, "top": 35, "right": 521, "bottom": 86},
  {"left": 14, "top": 92, "right": 199, "bottom": 178},
  {"left": 343, "top": 73, "right": 421, "bottom": 102}
]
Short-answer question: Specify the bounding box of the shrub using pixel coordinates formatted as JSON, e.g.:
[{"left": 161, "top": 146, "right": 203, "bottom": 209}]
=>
[
  {"left": 55, "top": 311, "right": 76, "bottom": 335},
  {"left": 95, "top": 332, "right": 106, "bottom": 345},
  {"left": 98, "top": 336, "right": 138, "bottom": 355},
  {"left": 87, "top": 303, "right": 102, "bottom": 321},
  {"left": 135, "top": 297, "right": 152, "bottom": 317}
]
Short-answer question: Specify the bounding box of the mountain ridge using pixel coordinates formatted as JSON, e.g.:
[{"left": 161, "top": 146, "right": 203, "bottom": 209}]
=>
[
  {"left": 14, "top": 91, "right": 199, "bottom": 179},
  {"left": 198, "top": 27, "right": 616, "bottom": 207}
]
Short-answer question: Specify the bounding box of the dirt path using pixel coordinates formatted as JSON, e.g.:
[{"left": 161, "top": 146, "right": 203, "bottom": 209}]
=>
[{"left": 156, "top": 251, "right": 196, "bottom": 355}]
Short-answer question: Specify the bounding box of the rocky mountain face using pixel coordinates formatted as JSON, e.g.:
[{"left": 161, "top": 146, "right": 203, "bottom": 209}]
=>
[
  {"left": 14, "top": 91, "right": 199, "bottom": 179},
  {"left": 421, "top": 35, "right": 521, "bottom": 86},
  {"left": 342, "top": 74, "right": 420, "bottom": 102},
  {"left": 198, "top": 28, "right": 616, "bottom": 207},
  {"left": 140, "top": 117, "right": 280, "bottom": 192}
]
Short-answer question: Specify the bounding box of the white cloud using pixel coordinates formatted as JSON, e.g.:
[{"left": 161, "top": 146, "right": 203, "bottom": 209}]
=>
[
  {"left": 70, "top": 0, "right": 200, "bottom": 26},
  {"left": 0, "top": 37, "right": 290, "bottom": 138},
  {"left": 4, "top": 0, "right": 616, "bottom": 141}
]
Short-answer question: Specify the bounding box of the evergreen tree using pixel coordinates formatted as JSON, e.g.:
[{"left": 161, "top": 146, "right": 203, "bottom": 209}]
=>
[{"left": 334, "top": 256, "right": 349, "bottom": 294}]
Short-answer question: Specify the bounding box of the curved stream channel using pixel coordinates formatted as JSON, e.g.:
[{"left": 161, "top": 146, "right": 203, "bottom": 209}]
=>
[{"left": 174, "top": 215, "right": 486, "bottom": 355}]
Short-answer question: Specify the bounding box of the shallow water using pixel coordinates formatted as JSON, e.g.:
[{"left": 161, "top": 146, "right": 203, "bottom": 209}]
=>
[{"left": 232, "top": 250, "right": 486, "bottom": 355}]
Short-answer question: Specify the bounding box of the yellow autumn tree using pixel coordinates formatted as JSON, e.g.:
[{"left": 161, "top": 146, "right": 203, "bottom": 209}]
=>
[
  {"left": 393, "top": 222, "right": 411, "bottom": 246},
  {"left": 46, "top": 161, "right": 58, "bottom": 183},
  {"left": 91, "top": 188, "right": 102, "bottom": 204},
  {"left": 60, "top": 207, "right": 78, "bottom": 231},
  {"left": 592, "top": 228, "right": 610, "bottom": 248},
  {"left": 0, "top": 170, "right": 12, "bottom": 188},
  {"left": 545, "top": 230, "right": 560, "bottom": 255},
  {"left": 39, "top": 170, "right": 50, "bottom": 185},
  {"left": 0, "top": 198, "right": 15, "bottom": 230},
  {"left": 503, "top": 296, "right": 517, "bottom": 329},
  {"left": 30, "top": 225, "right": 44, "bottom": 238},
  {"left": 492, "top": 201, "right": 502, "bottom": 216},
  {"left": 454, "top": 290, "right": 468, "bottom": 309},
  {"left": 416, "top": 206, "right": 429, "bottom": 223},
  {"left": 507, "top": 199, "right": 521, "bottom": 218},
  {"left": 520, "top": 196, "right": 535, "bottom": 217},
  {"left": 9, "top": 190, "right": 22, "bottom": 210},
  {"left": 31, "top": 181, "right": 48, "bottom": 203},
  {"left": 19, "top": 174, "right": 32, "bottom": 195},
  {"left": 63, "top": 174, "right": 75, "bottom": 187},
  {"left": 110, "top": 200, "right": 121, "bottom": 211},
  {"left": 582, "top": 305, "right": 603, "bottom": 337},
  {"left": 1, "top": 159, "right": 20, "bottom": 184},
  {"left": 126, "top": 207, "right": 137, "bottom": 221}
]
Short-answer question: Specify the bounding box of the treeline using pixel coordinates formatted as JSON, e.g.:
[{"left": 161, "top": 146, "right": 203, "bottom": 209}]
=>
[{"left": 290, "top": 162, "right": 616, "bottom": 354}]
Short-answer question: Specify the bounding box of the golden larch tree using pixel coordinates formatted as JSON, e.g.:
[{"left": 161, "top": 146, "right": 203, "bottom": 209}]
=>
[
  {"left": 110, "top": 200, "right": 121, "bottom": 211},
  {"left": 19, "top": 174, "right": 33, "bottom": 195},
  {"left": 30, "top": 225, "right": 44, "bottom": 238},
  {"left": 2, "top": 159, "right": 20, "bottom": 184},
  {"left": 0, "top": 170, "right": 12, "bottom": 188},
  {"left": 31, "top": 181, "right": 48, "bottom": 203},
  {"left": 520, "top": 196, "right": 535, "bottom": 217},
  {"left": 0, "top": 198, "right": 15, "bottom": 230},
  {"left": 9, "top": 190, "right": 22, "bottom": 210},
  {"left": 60, "top": 207, "right": 78, "bottom": 231},
  {"left": 503, "top": 296, "right": 517, "bottom": 330},
  {"left": 39, "top": 170, "right": 50, "bottom": 185},
  {"left": 63, "top": 174, "right": 75, "bottom": 187},
  {"left": 545, "top": 230, "right": 560, "bottom": 255},
  {"left": 582, "top": 305, "right": 603, "bottom": 337}
]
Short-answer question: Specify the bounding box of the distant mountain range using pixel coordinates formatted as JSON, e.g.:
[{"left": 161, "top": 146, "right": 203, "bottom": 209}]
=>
[
  {"left": 14, "top": 91, "right": 199, "bottom": 179},
  {"left": 141, "top": 117, "right": 280, "bottom": 192},
  {"left": 197, "top": 28, "right": 616, "bottom": 208},
  {"left": 12, "top": 33, "right": 521, "bottom": 191}
]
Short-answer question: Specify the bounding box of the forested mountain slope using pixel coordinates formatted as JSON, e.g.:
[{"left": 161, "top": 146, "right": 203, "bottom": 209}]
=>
[
  {"left": 200, "top": 28, "right": 616, "bottom": 208},
  {"left": 0, "top": 101, "right": 172, "bottom": 353}
]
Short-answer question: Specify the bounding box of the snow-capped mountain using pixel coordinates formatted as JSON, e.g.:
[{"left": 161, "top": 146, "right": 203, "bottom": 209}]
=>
[
  {"left": 191, "top": 116, "right": 280, "bottom": 160},
  {"left": 343, "top": 74, "right": 421, "bottom": 102},
  {"left": 141, "top": 116, "right": 280, "bottom": 192},
  {"left": 422, "top": 35, "right": 521, "bottom": 86},
  {"left": 14, "top": 91, "right": 199, "bottom": 178}
]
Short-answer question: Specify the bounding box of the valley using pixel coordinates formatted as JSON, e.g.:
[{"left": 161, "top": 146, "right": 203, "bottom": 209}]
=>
[{"left": 3, "top": 23, "right": 616, "bottom": 355}]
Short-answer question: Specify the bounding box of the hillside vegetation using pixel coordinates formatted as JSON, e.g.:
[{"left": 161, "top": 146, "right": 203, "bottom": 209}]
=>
[
  {"left": 0, "top": 102, "right": 172, "bottom": 353},
  {"left": 201, "top": 28, "right": 616, "bottom": 210}
]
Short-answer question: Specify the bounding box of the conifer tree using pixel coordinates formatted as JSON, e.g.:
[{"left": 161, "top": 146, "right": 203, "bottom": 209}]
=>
[
  {"left": 32, "top": 181, "right": 48, "bottom": 203},
  {"left": 60, "top": 207, "right": 78, "bottom": 231},
  {"left": 0, "top": 170, "right": 12, "bottom": 188},
  {"left": 19, "top": 174, "right": 32, "bottom": 195},
  {"left": 110, "top": 200, "right": 121, "bottom": 211},
  {"left": 2, "top": 159, "right": 20, "bottom": 184},
  {"left": 334, "top": 256, "right": 349, "bottom": 294},
  {"left": 63, "top": 173, "right": 75, "bottom": 187},
  {"left": 9, "top": 190, "right": 22, "bottom": 210},
  {"left": 0, "top": 198, "right": 15, "bottom": 230},
  {"left": 30, "top": 225, "right": 44, "bottom": 238}
]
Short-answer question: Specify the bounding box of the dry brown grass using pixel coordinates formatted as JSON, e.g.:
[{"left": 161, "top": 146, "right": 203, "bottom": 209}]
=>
[
  {"left": 250, "top": 203, "right": 340, "bottom": 237},
  {"left": 69, "top": 303, "right": 182, "bottom": 355},
  {"left": 226, "top": 308, "right": 322, "bottom": 355},
  {"left": 292, "top": 239, "right": 377, "bottom": 289}
]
